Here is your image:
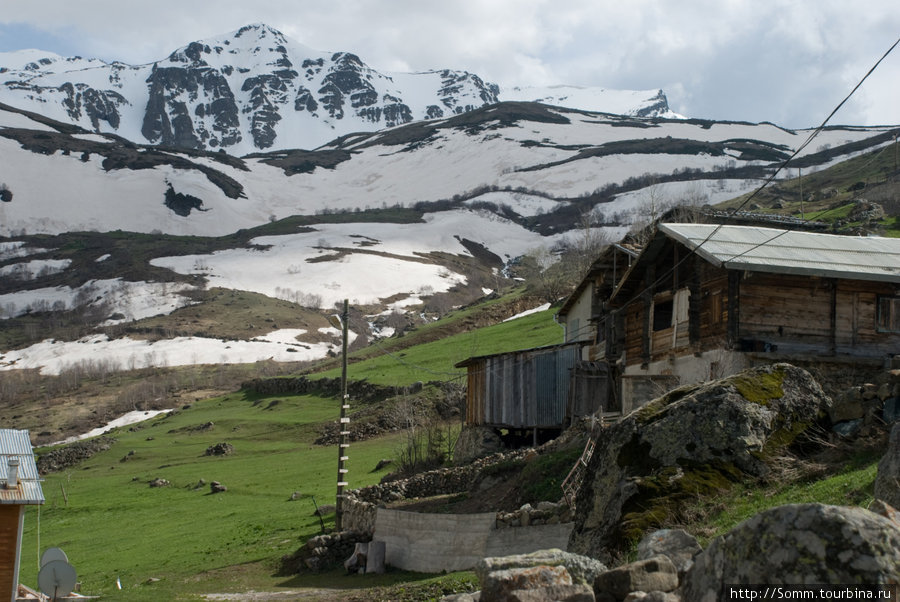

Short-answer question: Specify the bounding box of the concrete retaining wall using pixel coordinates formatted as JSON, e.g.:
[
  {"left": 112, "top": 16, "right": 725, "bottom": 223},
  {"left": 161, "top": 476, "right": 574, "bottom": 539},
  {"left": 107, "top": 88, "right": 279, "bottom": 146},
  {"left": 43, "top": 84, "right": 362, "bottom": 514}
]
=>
[
  {"left": 373, "top": 508, "right": 573, "bottom": 573},
  {"left": 484, "top": 522, "right": 573, "bottom": 558}
]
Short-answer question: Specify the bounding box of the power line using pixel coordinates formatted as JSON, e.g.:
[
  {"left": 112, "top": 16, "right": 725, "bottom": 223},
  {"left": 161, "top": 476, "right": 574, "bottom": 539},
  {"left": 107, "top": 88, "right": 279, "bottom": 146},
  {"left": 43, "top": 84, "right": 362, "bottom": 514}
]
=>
[
  {"left": 613, "top": 35, "right": 900, "bottom": 312},
  {"left": 713, "top": 35, "right": 900, "bottom": 266}
]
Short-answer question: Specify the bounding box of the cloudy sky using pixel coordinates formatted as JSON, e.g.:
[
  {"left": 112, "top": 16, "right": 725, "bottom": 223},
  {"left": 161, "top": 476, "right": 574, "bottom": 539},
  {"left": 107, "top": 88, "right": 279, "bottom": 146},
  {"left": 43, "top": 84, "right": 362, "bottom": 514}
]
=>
[{"left": 1, "top": 0, "right": 897, "bottom": 129}]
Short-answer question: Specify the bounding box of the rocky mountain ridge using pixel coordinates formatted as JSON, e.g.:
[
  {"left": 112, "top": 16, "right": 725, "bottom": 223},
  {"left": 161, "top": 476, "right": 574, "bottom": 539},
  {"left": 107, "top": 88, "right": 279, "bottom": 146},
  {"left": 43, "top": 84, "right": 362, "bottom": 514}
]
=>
[{"left": 0, "top": 23, "right": 676, "bottom": 154}]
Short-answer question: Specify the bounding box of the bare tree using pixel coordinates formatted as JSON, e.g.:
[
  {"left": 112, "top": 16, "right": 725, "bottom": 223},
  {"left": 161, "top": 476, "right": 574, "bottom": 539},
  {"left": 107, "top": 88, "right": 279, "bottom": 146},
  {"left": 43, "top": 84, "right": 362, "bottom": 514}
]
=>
[{"left": 568, "top": 211, "right": 612, "bottom": 283}]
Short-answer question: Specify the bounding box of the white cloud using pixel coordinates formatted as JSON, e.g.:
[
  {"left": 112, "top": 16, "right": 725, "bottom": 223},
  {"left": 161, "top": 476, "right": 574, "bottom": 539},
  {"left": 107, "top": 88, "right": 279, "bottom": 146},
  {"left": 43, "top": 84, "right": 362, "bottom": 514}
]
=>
[{"left": 0, "top": 0, "right": 898, "bottom": 127}]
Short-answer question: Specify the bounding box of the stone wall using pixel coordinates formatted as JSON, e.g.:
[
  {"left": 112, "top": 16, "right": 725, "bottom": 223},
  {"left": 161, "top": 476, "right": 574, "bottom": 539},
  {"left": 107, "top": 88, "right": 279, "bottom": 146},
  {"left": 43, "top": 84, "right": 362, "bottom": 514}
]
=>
[
  {"left": 342, "top": 446, "right": 573, "bottom": 534},
  {"left": 241, "top": 375, "right": 415, "bottom": 402},
  {"left": 280, "top": 529, "right": 371, "bottom": 574}
]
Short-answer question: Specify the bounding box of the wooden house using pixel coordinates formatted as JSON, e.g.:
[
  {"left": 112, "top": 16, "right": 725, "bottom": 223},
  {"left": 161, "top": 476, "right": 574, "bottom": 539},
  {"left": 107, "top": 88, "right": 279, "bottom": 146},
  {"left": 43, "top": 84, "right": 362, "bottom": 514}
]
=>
[
  {"left": 456, "top": 223, "right": 900, "bottom": 442},
  {"left": 556, "top": 242, "right": 640, "bottom": 347},
  {"left": 0, "top": 430, "right": 43, "bottom": 602},
  {"left": 602, "top": 223, "right": 900, "bottom": 409}
]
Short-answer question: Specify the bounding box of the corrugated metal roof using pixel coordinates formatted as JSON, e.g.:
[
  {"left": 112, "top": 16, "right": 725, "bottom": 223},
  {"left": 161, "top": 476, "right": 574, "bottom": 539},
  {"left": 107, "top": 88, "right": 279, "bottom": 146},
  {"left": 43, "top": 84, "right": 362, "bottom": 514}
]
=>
[
  {"left": 660, "top": 223, "right": 900, "bottom": 283},
  {"left": 0, "top": 429, "right": 44, "bottom": 504},
  {"left": 455, "top": 341, "right": 584, "bottom": 368}
]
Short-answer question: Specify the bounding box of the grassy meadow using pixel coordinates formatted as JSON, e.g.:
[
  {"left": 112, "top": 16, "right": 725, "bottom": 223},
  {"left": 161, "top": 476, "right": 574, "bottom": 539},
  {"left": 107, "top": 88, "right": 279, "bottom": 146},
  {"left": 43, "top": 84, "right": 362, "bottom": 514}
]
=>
[
  {"left": 16, "top": 299, "right": 560, "bottom": 600},
  {"left": 315, "top": 305, "right": 563, "bottom": 386},
  {"left": 21, "top": 391, "right": 405, "bottom": 600}
]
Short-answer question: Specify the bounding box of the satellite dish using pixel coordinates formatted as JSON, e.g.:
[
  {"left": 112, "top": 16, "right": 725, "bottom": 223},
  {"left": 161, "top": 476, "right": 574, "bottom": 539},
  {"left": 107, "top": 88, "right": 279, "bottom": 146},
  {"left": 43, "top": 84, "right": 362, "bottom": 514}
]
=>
[
  {"left": 40, "top": 547, "right": 68, "bottom": 567},
  {"left": 38, "top": 559, "right": 77, "bottom": 601}
]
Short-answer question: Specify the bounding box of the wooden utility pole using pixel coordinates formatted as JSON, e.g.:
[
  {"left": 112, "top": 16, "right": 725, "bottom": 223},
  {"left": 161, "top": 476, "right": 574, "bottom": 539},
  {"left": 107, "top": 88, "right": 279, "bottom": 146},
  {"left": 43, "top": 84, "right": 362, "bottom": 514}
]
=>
[
  {"left": 334, "top": 299, "right": 350, "bottom": 532},
  {"left": 894, "top": 134, "right": 898, "bottom": 179},
  {"left": 798, "top": 167, "right": 804, "bottom": 220}
]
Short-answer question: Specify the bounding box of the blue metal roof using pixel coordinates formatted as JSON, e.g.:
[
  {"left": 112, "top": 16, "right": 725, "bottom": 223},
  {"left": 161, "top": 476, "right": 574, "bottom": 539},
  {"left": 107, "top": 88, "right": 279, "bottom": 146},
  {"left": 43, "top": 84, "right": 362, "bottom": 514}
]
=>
[{"left": 0, "top": 429, "right": 44, "bottom": 504}]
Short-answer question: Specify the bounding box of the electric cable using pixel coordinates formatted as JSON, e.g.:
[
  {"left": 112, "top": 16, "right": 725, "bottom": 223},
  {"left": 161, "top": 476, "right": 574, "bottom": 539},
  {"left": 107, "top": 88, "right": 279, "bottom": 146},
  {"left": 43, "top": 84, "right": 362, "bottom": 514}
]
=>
[{"left": 612, "top": 35, "right": 900, "bottom": 312}]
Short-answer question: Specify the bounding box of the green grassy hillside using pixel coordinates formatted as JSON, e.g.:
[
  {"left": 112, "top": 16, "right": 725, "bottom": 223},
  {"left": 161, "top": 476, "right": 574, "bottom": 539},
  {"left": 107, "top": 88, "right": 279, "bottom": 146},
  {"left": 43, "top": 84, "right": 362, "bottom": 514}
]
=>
[
  {"left": 718, "top": 143, "right": 900, "bottom": 236},
  {"left": 18, "top": 297, "right": 559, "bottom": 600},
  {"left": 23, "top": 392, "right": 405, "bottom": 600},
  {"left": 313, "top": 304, "right": 562, "bottom": 386}
]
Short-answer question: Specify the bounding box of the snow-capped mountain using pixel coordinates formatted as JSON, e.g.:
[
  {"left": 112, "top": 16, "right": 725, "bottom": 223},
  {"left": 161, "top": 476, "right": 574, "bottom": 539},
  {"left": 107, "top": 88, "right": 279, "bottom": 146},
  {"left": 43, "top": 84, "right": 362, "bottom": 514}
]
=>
[
  {"left": 1, "top": 94, "right": 897, "bottom": 374},
  {"left": 2, "top": 97, "right": 895, "bottom": 240},
  {"left": 0, "top": 23, "right": 676, "bottom": 154}
]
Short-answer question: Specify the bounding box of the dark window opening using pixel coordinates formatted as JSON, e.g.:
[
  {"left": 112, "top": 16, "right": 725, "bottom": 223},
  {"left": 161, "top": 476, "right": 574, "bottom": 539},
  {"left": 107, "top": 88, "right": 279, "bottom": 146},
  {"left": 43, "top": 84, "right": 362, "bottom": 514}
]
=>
[
  {"left": 877, "top": 296, "right": 900, "bottom": 333},
  {"left": 653, "top": 299, "right": 674, "bottom": 331}
]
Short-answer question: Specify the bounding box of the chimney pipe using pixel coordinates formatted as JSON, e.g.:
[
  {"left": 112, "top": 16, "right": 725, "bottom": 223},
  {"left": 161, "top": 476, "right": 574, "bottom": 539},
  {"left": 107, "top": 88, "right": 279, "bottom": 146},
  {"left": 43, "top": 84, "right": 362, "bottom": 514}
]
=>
[{"left": 6, "top": 457, "right": 19, "bottom": 489}]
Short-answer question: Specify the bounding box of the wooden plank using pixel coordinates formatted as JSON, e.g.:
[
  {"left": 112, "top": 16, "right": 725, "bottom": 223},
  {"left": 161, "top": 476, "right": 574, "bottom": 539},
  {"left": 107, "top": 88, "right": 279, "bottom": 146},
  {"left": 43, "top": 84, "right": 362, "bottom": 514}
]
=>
[
  {"left": 0, "top": 505, "right": 20, "bottom": 602},
  {"left": 830, "top": 279, "right": 837, "bottom": 354},
  {"left": 727, "top": 271, "right": 740, "bottom": 348}
]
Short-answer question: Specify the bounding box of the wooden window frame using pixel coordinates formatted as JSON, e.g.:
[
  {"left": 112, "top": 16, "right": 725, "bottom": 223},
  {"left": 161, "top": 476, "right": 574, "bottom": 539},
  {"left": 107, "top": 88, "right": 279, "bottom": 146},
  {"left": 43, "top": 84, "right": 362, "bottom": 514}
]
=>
[
  {"left": 876, "top": 295, "right": 900, "bottom": 333},
  {"left": 652, "top": 297, "right": 674, "bottom": 332}
]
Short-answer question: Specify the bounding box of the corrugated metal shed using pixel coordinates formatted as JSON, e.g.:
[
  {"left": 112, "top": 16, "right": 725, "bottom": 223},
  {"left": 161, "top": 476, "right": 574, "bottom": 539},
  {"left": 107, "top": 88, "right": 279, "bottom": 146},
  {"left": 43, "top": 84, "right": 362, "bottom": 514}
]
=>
[
  {"left": 457, "top": 343, "right": 582, "bottom": 429},
  {"left": 660, "top": 223, "right": 900, "bottom": 283},
  {"left": 0, "top": 430, "right": 44, "bottom": 505}
]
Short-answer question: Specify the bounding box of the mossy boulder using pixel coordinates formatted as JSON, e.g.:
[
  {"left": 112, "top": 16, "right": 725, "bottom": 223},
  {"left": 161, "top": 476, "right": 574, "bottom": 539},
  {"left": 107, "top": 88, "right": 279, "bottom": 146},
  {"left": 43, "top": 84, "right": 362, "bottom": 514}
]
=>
[
  {"left": 682, "top": 504, "right": 900, "bottom": 600},
  {"left": 569, "top": 364, "right": 830, "bottom": 562}
]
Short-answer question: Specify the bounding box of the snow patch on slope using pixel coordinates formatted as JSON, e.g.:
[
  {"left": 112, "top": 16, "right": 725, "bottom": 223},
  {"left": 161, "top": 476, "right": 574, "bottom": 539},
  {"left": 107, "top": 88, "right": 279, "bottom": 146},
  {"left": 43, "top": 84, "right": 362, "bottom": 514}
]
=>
[
  {"left": 0, "top": 330, "right": 343, "bottom": 375},
  {"left": 0, "top": 279, "right": 195, "bottom": 321}
]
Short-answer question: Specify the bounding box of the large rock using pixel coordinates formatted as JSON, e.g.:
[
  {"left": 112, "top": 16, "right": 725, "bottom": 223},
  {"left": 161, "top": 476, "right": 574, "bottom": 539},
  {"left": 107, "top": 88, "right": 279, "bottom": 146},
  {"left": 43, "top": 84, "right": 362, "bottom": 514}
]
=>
[
  {"left": 636, "top": 529, "right": 701, "bottom": 578},
  {"left": 885, "top": 397, "right": 900, "bottom": 424},
  {"left": 681, "top": 503, "right": 900, "bottom": 602},
  {"left": 504, "top": 584, "right": 595, "bottom": 601},
  {"left": 455, "top": 426, "right": 505, "bottom": 464},
  {"left": 476, "top": 549, "right": 607, "bottom": 587},
  {"left": 480, "top": 565, "right": 572, "bottom": 601},
  {"left": 594, "top": 556, "right": 678, "bottom": 600},
  {"left": 569, "top": 364, "right": 831, "bottom": 561},
  {"left": 828, "top": 387, "right": 865, "bottom": 423},
  {"left": 874, "top": 423, "right": 900, "bottom": 508}
]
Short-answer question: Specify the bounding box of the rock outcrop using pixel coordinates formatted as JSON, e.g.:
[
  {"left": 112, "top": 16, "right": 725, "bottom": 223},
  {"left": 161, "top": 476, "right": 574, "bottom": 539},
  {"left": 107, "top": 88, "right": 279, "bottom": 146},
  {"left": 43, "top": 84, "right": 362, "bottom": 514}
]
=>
[
  {"left": 569, "top": 364, "right": 831, "bottom": 562},
  {"left": 682, "top": 504, "right": 900, "bottom": 601},
  {"left": 594, "top": 556, "right": 679, "bottom": 601},
  {"left": 454, "top": 502, "right": 900, "bottom": 602}
]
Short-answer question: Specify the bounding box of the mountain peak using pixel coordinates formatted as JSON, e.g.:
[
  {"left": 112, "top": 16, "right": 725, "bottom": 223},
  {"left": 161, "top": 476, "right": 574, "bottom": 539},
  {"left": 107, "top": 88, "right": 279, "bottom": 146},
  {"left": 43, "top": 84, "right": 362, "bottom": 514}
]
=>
[
  {"left": 0, "top": 25, "right": 678, "bottom": 153},
  {"left": 232, "top": 23, "right": 289, "bottom": 45}
]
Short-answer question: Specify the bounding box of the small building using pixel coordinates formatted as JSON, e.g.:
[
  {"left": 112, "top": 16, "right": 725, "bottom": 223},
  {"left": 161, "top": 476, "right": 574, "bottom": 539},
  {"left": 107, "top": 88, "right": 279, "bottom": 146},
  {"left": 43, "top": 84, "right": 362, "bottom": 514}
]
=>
[
  {"left": 0, "top": 430, "right": 44, "bottom": 602},
  {"left": 455, "top": 342, "right": 594, "bottom": 443},
  {"left": 604, "top": 223, "right": 900, "bottom": 409}
]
